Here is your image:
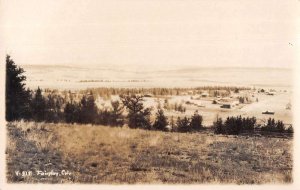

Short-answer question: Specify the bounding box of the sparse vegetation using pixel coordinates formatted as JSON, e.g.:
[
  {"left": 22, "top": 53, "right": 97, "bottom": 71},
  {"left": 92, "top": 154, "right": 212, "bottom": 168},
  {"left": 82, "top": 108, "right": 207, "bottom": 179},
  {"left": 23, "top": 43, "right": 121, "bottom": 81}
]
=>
[{"left": 6, "top": 121, "right": 293, "bottom": 184}]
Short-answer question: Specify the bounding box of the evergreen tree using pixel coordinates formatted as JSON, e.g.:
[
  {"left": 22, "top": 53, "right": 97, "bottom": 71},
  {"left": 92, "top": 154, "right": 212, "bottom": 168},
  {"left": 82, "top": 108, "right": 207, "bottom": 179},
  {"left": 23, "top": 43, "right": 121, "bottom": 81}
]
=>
[
  {"left": 79, "top": 95, "right": 98, "bottom": 124},
  {"left": 286, "top": 125, "right": 293, "bottom": 133},
  {"left": 31, "top": 87, "right": 47, "bottom": 122},
  {"left": 98, "top": 108, "right": 111, "bottom": 125},
  {"left": 64, "top": 101, "right": 80, "bottom": 124},
  {"left": 45, "top": 94, "right": 56, "bottom": 122},
  {"left": 5, "top": 55, "right": 31, "bottom": 121},
  {"left": 45, "top": 94, "right": 63, "bottom": 123},
  {"left": 121, "top": 95, "right": 151, "bottom": 129},
  {"left": 213, "top": 116, "right": 224, "bottom": 134},
  {"left": 266, "top": 118, "right": 276, "bottom": 131},
  {"left": 276, "top": 120, "right": 285, "bottom": 132},
  {"left": 109, "top": 100, "right": 124, "bottom": 126},
  {"left": 177, "top": 117, "right": 190, "bottom": 132},
  {"left": 153, "top": 109, "right": 168, "bottom": 131},
  {"left": 190, "top": 110, "right": 203, "bottom": 131},
  {"left": 224, "top": 116, "right": 243, "bottom": 135}
]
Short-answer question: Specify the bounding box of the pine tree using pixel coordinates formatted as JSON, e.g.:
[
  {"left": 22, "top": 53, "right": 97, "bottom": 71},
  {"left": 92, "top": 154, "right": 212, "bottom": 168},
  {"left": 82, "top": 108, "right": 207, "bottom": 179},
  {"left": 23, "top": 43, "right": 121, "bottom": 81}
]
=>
[
  {"left": 5, "top": 55, "right": 31, "bottom": 121},
  {"left": 45, "top": 94, "right": 63, "bottom": 123},
  {"left": 266, "top": 118, "right": 276, "bottom": 131},
  {"left": 31, "top": 87, "right": 47, "bottom": 122},
  {"left": 109, "top": 100, "right": 124, "bottom": 126},
  {"left": 286, "top": 125, "right": 293, "bottom": 133},
  {"left": 213, "top": 115, "right": 224, "bottom": 134},
  {"left": 45, "top": 94, "right": 56, "bottom": 122},
  {"left": 79, "top": 95, "right": 98, "bottom": 124},
  {"left": 190, "top": 110, "right": 203, "bottom": 131},
  {"left": 121, "top": 95, "right": 151, "bottom": 129},
  {"left": 153, "top": 109, "right": 168, "bottom": 131},
  {"left": 177, "top": 117, "right": 190, "bottom": 132},
  {"left": 276, "top": 120, "right": 285, "bottom": 132},
  {"left": 64, "top": 101, "right": 80, "bottom": 124}
]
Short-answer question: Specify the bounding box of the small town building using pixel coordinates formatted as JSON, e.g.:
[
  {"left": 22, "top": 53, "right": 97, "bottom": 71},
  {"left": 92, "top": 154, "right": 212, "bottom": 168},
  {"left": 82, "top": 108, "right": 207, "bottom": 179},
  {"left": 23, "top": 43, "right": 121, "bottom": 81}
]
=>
[{"left": 201, "top": 92, "right": 209, "bottom": 97}]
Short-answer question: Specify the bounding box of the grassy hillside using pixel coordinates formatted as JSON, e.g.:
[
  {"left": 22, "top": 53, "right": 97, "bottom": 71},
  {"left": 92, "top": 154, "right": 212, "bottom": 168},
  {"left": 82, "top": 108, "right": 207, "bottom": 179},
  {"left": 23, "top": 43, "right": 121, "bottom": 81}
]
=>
[{"left": 6, "top": 121, "right": 293, "bottom": 184}]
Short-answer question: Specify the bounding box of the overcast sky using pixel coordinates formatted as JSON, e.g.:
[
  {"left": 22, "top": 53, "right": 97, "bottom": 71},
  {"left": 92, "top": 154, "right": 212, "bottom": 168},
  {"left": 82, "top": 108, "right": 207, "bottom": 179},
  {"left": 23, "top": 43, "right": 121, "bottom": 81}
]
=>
[{"left": 0, "top": 0, "right": 298, "bottom": 68}]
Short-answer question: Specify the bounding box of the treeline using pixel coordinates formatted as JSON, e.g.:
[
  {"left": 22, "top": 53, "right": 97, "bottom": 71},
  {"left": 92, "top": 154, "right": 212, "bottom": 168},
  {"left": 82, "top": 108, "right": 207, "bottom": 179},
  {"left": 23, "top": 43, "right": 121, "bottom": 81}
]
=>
[
  {"left": 213, "top": 116, "right": 293, "bottom": 135},
  {"left": 8, "top": 84, "right": 205, "bottom": 132},
  {"left": 64, "top": 95, "right": 124, "bottom": 126},
  {"left": 261, "top": 118, "right": 293, "bottom": 133},
  {"left": 73, "top": 85, "right": 251, "bottom": 100},
  {"left": 213, "top": 116, "right": 257, "bottom": 135},
  {"left": 12, "top": 86, "right": 125, "bottom": 126}
]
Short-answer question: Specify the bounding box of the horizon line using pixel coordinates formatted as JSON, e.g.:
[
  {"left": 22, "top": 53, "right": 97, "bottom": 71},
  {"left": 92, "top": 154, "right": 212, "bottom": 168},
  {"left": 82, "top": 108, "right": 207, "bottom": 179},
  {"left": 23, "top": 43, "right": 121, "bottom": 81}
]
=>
[{"left": 19, "top": 63, "right": 293, "bottom": 70}]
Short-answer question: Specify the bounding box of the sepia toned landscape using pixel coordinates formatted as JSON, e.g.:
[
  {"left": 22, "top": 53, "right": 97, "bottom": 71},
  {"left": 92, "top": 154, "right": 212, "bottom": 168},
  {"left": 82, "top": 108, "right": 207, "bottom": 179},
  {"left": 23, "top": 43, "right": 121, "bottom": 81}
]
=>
[
  {"left": 2, "top": 0, "right": 297, "bottom": 186},
  {"left": 20, "top": 64, "right": 293, "bottom": 127},
  {"left": 5, "top": 61, "right": 293, "bottom": 184}
]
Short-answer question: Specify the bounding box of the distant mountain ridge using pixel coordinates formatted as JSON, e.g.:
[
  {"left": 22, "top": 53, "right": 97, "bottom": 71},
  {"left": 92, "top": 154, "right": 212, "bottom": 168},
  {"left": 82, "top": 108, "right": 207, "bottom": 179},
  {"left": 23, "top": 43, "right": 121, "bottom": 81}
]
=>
[{"left": 20, "top": 64, "right": 293, "bottom": 90}]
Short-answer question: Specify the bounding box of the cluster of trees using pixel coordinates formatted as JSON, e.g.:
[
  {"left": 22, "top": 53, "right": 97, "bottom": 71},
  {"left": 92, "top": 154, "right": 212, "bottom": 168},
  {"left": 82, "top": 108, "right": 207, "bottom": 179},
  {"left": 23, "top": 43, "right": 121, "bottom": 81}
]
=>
[
  {"left": 163, "top": 99, "right": 186, "bottom": 113},
  {"left": 213, "top": 115, "right": 293, "bottom": 135},
  {"left": 152, "top": 109, "right": 204, "bottom": 132},
  {"left": 211, "top": 90, "right": 230, "bottom": 97},
  {"left": 5, "top": 55, "right": 124, "bottom": 126},
  {"left": 77, "top": 85, "right": 251, "bottom": 100},
  {"left": 30, "top": 88, "right": 65, "bottom": 122},
  {"left": 80, "top": 87, "right": 184, "bottom": 99},
  {"left": 67, "top": 93, "right": 203, "bottom": 132},
  {"left": 175, "top": 111, "right": 204, "bottom": 132},
  {"left": 64, "top": 96, "right": 124, "bottom": 126},
  {"left": 213, "top": 116, "right": 256, "bottom": 135},
  {"left": 5, "top": 56, "right": 65, "bottom": 122},
  {"left": 261, "top": 118, "right": 293, "bottom": 133},
  {"left": 238, "top": 96, "right": 251, "bottom": 104},
  {"left": 195, "top": 86, "right": 251, "bottom": 91},
  {"left": 6, "top": 56, "right": 200, "bottom": 132},
  {"left": 174, "top": 103, "right": 186, "bottom": 113},
  {"left": 6, "top": 54, "right": 202, "bottom": 132}
]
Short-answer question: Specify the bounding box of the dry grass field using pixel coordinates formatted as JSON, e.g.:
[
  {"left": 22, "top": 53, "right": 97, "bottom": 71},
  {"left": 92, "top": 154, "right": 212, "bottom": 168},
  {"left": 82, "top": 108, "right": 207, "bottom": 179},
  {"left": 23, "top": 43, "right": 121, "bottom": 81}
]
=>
[{"left": 6, "top": 121, "right": 293, "bottom": 184}]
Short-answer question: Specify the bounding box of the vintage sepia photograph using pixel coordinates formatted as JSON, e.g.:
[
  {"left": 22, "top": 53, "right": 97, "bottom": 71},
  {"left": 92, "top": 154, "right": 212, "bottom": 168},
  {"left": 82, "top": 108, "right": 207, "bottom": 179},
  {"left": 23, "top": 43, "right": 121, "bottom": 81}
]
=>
[{"left": 0, "top": 0, "right": 299, "bottom": 189}]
